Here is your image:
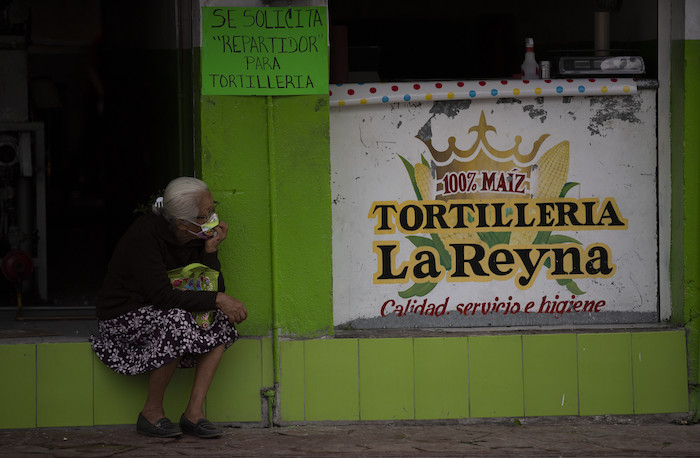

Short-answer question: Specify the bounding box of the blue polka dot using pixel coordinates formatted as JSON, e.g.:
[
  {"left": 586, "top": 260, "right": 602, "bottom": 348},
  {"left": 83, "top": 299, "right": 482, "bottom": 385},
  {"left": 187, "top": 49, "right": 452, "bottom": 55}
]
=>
[
  {"left": 491, "top": 89, "right": 498, "bottom": 96},
  {"left": 358, "top": 82, "right": 365, "bottom": 85},
  {"left": 335, "top": 83, "right": 343, "bottom": 86},
  {"left": 382, "top": 96, "right": 389, "bottom": 103},
  {"left": 578, "top": 85, "right": 585, "bottom": 93},
  {"left": 404, "top": 94, "right": 411, "bottom": 101},
  {"left": 556, "top": 86, "right": 563, "bottom": 93},
  {"left": 469, "top": 90, "right": 476, "bottom": 97}
]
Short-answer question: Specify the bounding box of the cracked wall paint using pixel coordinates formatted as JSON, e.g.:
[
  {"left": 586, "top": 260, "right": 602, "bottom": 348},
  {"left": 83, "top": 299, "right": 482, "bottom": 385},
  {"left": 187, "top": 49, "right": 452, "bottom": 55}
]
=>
[{"left": 588, "top": 95, "right": 643, "bottom": 136}]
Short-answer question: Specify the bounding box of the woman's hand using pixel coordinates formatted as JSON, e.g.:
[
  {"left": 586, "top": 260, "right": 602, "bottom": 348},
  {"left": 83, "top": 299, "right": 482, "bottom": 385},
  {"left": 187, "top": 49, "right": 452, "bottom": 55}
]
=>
[
  {"left": 205, "top": 220, "right": 229, "bottom": 253},
  {"left": 215, "top": 292, "right": 248, "bottom": 323}
]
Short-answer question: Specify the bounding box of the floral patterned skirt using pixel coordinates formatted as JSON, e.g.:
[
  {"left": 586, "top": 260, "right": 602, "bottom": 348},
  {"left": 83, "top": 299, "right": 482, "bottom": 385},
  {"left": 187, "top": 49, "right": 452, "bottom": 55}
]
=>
[{"left": 89, "top": 305, "right": 238, "bottom": 375}]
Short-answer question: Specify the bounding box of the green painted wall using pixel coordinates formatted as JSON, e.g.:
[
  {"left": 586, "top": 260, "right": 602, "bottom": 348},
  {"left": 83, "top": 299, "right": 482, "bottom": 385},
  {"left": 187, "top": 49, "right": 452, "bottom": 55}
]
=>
[
  {"left": 193, "top": 30, "right": 696, "bottom": 423},
  {"left": 0, "top": 330, "right": 688, "bottom": 428},
  {"left": 684, "top": 44, "right": 700, "bottom": 315},
  {"left": 199, "top": 94, "right": 332, "bottom": 338},
  {"left": 670, "top": 39, "right": 686, "bottom": 325},
  {"left": 277, "top": 331, "right": 688, "bottom": 422},
  {"left": 201, "top": 95, "right": 273, "bottom": 336},
  {"left": 676, "top": 38, "right": 700, "bottom": 419},
  {"left": 267, "top": 96, "right": 333, "bottom": 337},
  {"left": 0, "top": 339, "right": 272, "bottom": 428}
]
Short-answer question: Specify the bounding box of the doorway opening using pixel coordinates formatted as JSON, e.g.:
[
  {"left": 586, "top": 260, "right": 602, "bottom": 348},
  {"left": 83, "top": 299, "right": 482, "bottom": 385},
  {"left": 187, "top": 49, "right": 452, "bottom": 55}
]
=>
[{"left": 0, "top": 1, "right": 193, "bottom": 315}]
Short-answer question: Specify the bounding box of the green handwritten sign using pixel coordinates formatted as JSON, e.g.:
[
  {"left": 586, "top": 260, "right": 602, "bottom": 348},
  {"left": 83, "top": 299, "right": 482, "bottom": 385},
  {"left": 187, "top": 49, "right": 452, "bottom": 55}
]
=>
[{"left": 201, "top": 6, "right": 328, "bottom": 96}]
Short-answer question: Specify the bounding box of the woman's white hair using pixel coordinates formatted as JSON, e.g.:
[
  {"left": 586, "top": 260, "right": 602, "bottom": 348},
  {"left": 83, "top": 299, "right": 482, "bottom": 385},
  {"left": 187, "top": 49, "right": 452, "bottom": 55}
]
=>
[{"left": 153, "top": 176, "right": 210, "bottom": 223}]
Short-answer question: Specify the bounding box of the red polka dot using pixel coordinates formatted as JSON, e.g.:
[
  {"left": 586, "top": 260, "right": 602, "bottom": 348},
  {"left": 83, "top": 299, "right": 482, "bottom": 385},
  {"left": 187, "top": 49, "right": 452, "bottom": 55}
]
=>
[
  {"left": 523, "top": 80, "right": 530, "bottom": 84},
  {"left": 435, "top": 83, "right": 442, "bottom": 88},
  {"left": 457, "top": 82, "right": 464, "bottom": 87},
  {"left": 589, "top": 78, "right": 596, "bottom": 82},
  {"left": 567, "top": 79, "right": 574, "bottom": 83},
  {"left": 391, "top": 85, "right": 399, "bottom": 92},
  {"left": 633, "top": 78, "right": 637, "bottom": 81},
  {"left": 413, "top": 84, "right": 421, "bottom": 90},
  {"left": 329, "top": 90, "right": 333, "bottom": 96},
  {"left": 347, "top": 89, "right": 355, "bottom": 95},
  {"left": 479, "top": 81, "right": 486, "bottom": 86},
  {"left": 500, "top": 80, "right": 508, "bottom": 85},
  {"left": 544, "top": 79, "right": 552, "bottom": 83},
  {"left": 611, "top": 78, "right": 618, "bottom": 82},
  {"left": 370, "top": 87, "right": 377, "bottom": 93}
]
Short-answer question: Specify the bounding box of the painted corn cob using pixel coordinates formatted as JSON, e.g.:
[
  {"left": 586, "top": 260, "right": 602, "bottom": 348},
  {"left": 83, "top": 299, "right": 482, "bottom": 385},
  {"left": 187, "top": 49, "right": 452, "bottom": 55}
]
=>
[
  {"left": 414, "top": 163, "right": 433, "bottom": 201},
  {"left": 510, "top": 141, "right": 570, "bottom": 246}
]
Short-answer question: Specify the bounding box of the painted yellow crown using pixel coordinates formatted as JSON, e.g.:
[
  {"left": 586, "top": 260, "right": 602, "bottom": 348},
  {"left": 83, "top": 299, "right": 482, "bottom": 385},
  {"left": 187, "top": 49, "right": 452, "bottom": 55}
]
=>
[{"left": 413, "top": 110, "right": 570, "bottom": 246}]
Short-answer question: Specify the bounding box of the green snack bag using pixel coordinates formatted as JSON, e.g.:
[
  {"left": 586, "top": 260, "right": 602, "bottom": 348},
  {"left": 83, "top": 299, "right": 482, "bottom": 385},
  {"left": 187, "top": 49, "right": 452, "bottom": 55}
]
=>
[{"left": 167, "top": 263, "right": 219, "bottom": 328}]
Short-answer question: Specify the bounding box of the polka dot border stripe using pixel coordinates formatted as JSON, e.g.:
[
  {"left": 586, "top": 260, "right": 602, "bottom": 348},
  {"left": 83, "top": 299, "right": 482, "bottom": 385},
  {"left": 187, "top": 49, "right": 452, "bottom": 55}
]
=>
[{"left": 329, "top": 78, "right": 637, "bottom": 107}]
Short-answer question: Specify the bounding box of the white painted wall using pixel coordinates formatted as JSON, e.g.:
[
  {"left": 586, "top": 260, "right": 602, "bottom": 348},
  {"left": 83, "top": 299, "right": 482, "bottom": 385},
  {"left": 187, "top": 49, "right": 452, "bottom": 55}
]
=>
[{"left": 331, "top": 88, "right": 660, "bottom": 328}]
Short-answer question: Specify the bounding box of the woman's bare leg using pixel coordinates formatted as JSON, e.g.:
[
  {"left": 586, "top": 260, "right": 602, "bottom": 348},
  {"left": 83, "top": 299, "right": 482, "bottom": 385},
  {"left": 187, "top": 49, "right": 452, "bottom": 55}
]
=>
[
  {"left": 183, "top": 344, "right": 226, "bottom": 422},
  {"left": 141, "top": 357, "right": 181, "bottom": 423}
]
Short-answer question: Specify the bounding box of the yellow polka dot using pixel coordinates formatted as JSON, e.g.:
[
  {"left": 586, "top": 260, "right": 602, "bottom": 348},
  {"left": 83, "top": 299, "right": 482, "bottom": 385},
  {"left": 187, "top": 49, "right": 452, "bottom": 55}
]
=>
[
  {"left": 535, "top": 88, "right": 542, "bottom": 95},
  {"left": 338, "top": 100, "right": 345, "bottom": 106},
  {"left": 601, "top": 86, "right": 608, "bottom": 93},
  {"left": 448, "top": 92, "right": 455, "bottom": 99},
  {"left": 426, "top": 93, "right": 433, "bottom": 100},
  {"left": 513, "top": 88, "right": 520, "bottom": 95},
  {"left": 360, "top": 98, "right": 367, "bottom": 104},
  {"left": 623, "top": 86, "right": 630, "bottom": 93}
]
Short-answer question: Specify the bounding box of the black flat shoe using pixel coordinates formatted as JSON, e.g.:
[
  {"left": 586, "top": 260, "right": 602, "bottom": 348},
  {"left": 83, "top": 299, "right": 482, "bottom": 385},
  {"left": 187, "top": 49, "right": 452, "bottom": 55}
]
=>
[
  {"left": 179, "top": 414, "right": 222, "bottom": 438},
  {"left": 136, "top": 413, "right": 182, "bottom": 438}
]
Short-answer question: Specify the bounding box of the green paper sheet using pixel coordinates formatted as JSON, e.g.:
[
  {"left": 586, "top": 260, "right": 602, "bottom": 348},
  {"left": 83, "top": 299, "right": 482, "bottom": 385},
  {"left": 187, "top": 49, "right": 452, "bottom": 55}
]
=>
[{"left": 201, "top": 6, "right": 328, "bottom": 96}]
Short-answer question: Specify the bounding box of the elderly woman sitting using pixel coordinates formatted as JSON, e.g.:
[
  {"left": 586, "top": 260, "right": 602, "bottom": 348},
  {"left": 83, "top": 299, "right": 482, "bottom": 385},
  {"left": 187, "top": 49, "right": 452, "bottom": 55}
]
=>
[{"left": 90, "top": 177, "right": 247, "bottom": 438}]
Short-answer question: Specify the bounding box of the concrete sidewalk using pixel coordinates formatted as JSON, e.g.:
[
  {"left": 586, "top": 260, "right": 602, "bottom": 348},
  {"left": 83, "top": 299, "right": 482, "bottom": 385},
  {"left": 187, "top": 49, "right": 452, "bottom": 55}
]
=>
[{"left": 2, "top": 418, "right": 700, "bottom": 457}]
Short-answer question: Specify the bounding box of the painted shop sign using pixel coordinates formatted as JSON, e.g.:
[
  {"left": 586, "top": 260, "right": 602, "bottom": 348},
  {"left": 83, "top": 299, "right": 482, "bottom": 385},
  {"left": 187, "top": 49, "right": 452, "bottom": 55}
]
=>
[
  {"left": 201, "top": 6, "right": 328, "bottom": 95},
  {"left": 330, "top": 79, "right": 658, "bottom": 328}
]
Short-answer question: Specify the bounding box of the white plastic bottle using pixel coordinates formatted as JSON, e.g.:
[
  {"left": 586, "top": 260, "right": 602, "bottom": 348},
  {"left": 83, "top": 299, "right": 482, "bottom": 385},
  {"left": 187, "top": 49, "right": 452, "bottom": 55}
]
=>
[{"left": 521, "top": 38, "right": 539, "bottom": 80}]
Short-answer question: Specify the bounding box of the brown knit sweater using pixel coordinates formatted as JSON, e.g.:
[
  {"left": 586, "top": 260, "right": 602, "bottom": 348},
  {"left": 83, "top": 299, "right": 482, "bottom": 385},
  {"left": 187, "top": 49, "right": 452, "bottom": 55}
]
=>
[{"left": 95, "top": 213, "right": 224, "bottom": 320}]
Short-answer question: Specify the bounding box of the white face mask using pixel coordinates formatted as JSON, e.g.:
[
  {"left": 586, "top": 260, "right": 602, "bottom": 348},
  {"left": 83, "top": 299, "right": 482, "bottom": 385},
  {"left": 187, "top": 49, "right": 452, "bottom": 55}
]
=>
[{"left": 187, "top": 212, "right": 219, "bottom": 239}]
